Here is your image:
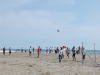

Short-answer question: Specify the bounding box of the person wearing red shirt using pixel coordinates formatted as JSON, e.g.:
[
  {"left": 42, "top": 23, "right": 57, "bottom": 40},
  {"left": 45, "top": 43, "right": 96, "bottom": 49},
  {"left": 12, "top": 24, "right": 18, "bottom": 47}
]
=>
[{"left": 37, "top": 46, "right": 40, "bottom": 58}]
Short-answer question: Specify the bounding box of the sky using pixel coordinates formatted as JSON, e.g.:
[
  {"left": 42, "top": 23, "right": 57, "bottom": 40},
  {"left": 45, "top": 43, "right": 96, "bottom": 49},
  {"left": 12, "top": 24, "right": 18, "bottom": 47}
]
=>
[{"left": 0, "top": 0, "right": 100, "bottom": 50}]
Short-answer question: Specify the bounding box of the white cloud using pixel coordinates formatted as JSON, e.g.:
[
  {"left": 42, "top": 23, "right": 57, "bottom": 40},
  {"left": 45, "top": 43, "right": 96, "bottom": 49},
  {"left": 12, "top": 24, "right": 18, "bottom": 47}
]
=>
[
  {"left": 0, "top": 0, "right": 76, "bottom": 11},
  {"left": 0, "top": 10, "right": 99, "bottom": 40},
  {"left": 0, "top": 4, "right": 100, "bottom": 49},
  {"left": 0, "top": 0, "right": 33, "bottom": 10},
  {"left": 0, "top": 10, "right": 78, "bottom": 43},
  {"left": 44, "top": 0, "right": 76, "bottom": 5}
]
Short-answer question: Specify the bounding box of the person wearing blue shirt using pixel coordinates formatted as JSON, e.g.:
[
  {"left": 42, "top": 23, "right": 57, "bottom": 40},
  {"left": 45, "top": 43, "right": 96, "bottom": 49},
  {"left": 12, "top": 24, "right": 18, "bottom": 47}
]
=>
[{"left": 9, "top": 47, "right": 11, "bottom": 55}]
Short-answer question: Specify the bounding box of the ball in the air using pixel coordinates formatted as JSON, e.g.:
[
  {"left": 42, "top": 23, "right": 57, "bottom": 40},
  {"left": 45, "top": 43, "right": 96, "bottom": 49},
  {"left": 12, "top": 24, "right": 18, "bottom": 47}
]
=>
[{"left": 57, "top": 29, "right": 59, "bottom": 32}]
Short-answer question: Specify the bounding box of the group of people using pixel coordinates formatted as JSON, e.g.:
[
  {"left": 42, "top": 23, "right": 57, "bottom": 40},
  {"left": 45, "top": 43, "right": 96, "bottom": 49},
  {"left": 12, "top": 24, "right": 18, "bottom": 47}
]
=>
[
  {"left": 46, "top": 47, "right": 59, "bottom": 53},
  {"left": 3, "top": 47, "right": 11, "bottom": 55},
  {"left": 58, "top": 46, "right": 86, "bottom": 63},
  {"left": 2, "top": 46, "right": 86, "bottom": 62},
  {"left": 29, "top": 46, "right": 41, "bottom": 58},
  {"left": 2, "top": 46, "right": 41, "bottom": 58},
  {"left": 21, "top": 47, "right": 35, "bottom": 53}
]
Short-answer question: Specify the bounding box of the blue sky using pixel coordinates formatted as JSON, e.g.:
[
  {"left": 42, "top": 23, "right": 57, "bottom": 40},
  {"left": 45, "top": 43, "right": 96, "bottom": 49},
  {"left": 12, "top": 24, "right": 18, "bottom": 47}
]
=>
[{"left": 0, "top": 0, "right": 100, "bottom": 50}]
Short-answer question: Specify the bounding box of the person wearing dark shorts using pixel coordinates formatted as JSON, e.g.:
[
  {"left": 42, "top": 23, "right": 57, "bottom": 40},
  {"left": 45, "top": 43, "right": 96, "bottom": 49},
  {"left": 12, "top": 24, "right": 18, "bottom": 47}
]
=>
[
  {"left": 82, "top": 47, "right": 86, "bottom": 61},
  {"left": 72, "top": 46, "right": 76, "bottom": 61},
  {"left": 3, "top": 47, "right": 6, "bottom": 55},
  {"left": 66, "top": 48, "right": 70, "bottom": 58},
  {"left": 29, "top": 50, "right": 31, "bottom": 54},
  {"left": 9, "top": 47, "right": 11, "bottom": 55},
  {"left": 29, "top": 46, "right": 32, "bottom": 57}
]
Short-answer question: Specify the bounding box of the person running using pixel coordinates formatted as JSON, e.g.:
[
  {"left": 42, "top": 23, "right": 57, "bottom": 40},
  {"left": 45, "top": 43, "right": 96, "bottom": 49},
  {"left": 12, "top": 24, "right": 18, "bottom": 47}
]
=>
[
  {"left": 3, "top": 47, "right": 6, "bottom": 55},
  {"left": 9, "top": 47, "right": 11, "bottom": 55},
  {"left": 29, "top": 46, "right": 32, "bottom": 57},
  {"left": 37, "top": 46, "right": 40, "bottom": 58},
  {"left": 72, "top": 46, "right": 76, "bottom": 61}
]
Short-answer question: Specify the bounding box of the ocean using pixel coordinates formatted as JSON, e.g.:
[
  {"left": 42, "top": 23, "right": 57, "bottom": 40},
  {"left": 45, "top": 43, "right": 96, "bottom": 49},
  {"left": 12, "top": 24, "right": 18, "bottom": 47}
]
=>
[{"left": 0, "top": 48, "right": 100, "bottom": 54}]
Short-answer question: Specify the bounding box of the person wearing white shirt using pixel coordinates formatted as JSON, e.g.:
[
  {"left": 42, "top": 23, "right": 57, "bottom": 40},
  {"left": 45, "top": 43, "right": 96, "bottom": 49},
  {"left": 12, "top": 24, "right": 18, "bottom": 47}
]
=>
[
  {"left": 49, "top": 47, "right": 51, "bottom": 53},
  {"left": 29, "top": 46, "right": 32, "bottom": 57},
  {"left": 62, "top": 47, "right": 66, "bottom": 58},
  {"left": 46, "top": 47, "right": 48, "bottom": 53}
]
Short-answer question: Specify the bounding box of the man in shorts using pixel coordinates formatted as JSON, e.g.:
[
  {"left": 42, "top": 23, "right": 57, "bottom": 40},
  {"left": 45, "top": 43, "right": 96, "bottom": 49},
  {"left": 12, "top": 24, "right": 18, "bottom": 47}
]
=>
[
  {"left": 66, "top": 48, "right": 70, "bottom": 58},
  {"left": 59, "top": 52, "right": 62, "bottom": 62},
  {"left": 82, "top": 46, "right": 86, "bottom": 61},
  {"left": 72, "top": 46, "right": 76, "bottom": 61}
]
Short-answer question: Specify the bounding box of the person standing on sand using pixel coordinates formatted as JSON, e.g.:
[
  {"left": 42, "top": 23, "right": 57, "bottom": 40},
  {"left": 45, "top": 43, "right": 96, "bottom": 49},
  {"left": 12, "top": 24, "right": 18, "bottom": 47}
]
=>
[
  {"left": 37, "top": 46, "right": 40, "bottom": 58},
  {"left": 9, "top": 47, "right": 11, "bottom": 55},
  {"left": 62, "top": 46, "right": 66, "bottom": 58},
  {"left": 59, "top": 47, "right": 63, "bottom": 62},
  {"left": 29, "top": 46, "right": 32, "bottom": 57},
  {"left": 56, "top": 47, "right": 59, "bottom": 53},
  {"left": 3, "top": 47, "right": 6, "bottom": 55},
  {"left": 49, "top": 47, "right": 51, "bottom": 53},
  {"left": 78, "top": 46, "right": 80, "bottom": 54},
  {"left": 59, "top": 51, "right": 62, "bottom": 62},
  {"left": 72, "top": 46, "right": 76, "bottom": 61},
  {"left": 46, "top": 47, "right": 48, "bottom": 53},
  {"left": 55, "top": 47, "right": 56, "bottom": 53},
  {"left": 21, "top": 47, "right": 23, "bottom": 52},
  {"left": 82, "top": 46, "right": 86, "bottom": 61},
  {"left": 33, "top": 47, "right": 34, "bottom": 53},
  {"left": 66, "top": 47, "right": 70, "bottom": 58},
  {"left": 25, "top": 48, "right": 26, "bottom": 52}
]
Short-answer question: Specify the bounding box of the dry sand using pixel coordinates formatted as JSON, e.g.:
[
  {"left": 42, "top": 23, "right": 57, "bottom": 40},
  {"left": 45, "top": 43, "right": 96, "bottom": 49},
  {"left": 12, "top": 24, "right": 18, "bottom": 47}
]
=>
[{"left": 0, "top": 52, "right": 100, "bottom": 75}]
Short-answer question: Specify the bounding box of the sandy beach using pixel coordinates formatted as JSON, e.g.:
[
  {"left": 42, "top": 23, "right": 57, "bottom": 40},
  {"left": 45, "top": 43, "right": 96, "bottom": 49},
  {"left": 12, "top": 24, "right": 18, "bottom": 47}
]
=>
[{"left": 0, "top": 52, "right": 100, "bottom": 75}]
